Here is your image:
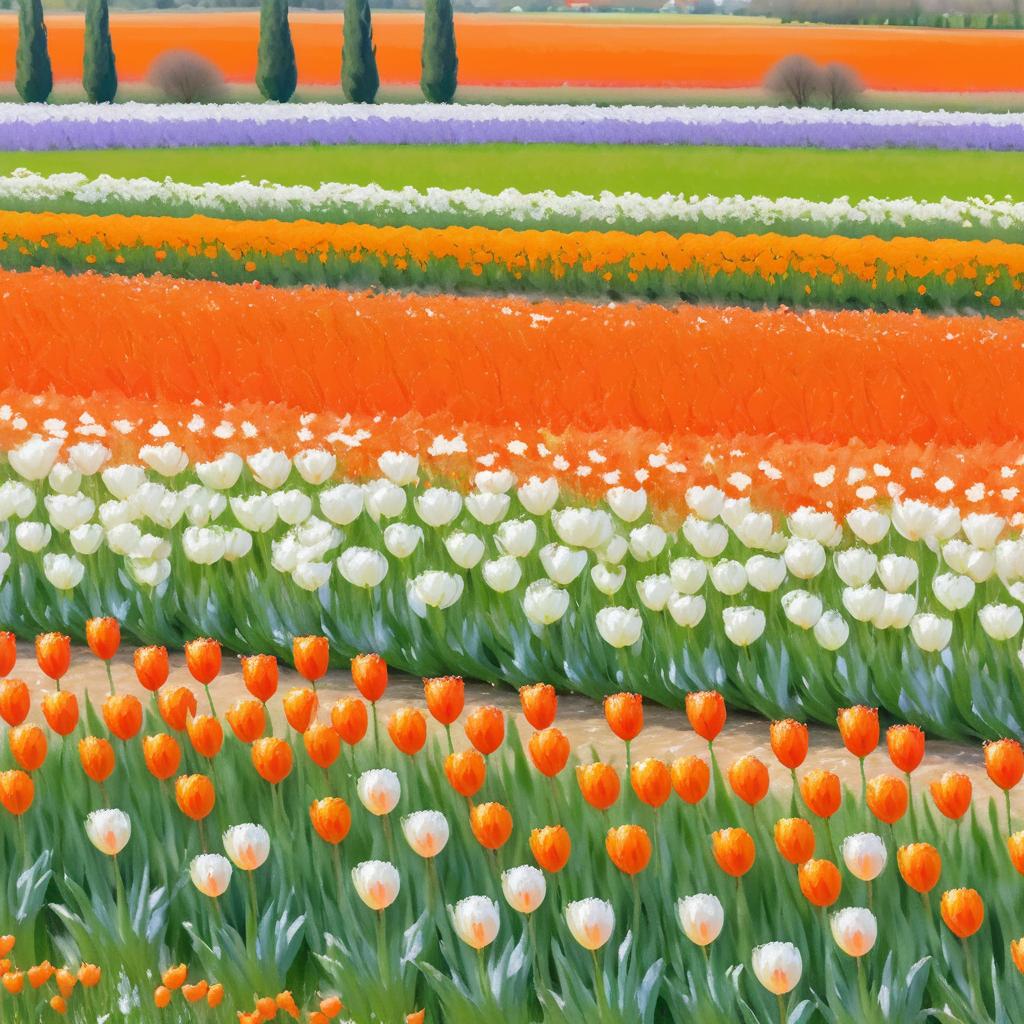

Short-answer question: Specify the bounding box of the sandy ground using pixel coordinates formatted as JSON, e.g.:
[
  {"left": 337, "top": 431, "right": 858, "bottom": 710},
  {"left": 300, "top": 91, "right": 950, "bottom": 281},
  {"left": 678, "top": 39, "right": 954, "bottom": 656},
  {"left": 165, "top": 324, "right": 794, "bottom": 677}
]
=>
[{"left": 9, "top": 643, "right": 1019, "bottom": 811}]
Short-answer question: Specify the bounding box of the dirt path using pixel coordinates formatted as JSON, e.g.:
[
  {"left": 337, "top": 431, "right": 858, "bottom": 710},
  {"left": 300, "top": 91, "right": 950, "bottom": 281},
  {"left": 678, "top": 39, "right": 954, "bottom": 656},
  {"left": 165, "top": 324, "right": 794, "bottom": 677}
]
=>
[{"left": 10, "top": 643, "right": 1019, "bottom": 812}]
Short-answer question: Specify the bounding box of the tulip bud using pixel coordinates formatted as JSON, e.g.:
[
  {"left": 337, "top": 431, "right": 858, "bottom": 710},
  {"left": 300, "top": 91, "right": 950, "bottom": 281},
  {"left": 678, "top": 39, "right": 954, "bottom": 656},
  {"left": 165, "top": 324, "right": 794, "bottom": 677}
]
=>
[
  {"left": 831, "top": 907, "right": 877, "bottom": 957},
  {"left": 85, "top": 808, "right": 131, "bottom": 855},
  {"left": 402, "top": 811, "right": 449, "bottom": 858},
  {"left": 358, "top": 769, "right": 401, "bottom": 816},
  {"left": 190, "top": 853, "right": 232, "bottom": 898},
  {"left": 565, "top": 898, "right": 615, "bottom": 950},
  {"left": 752, "top": 942, "right": 802, "bottom": 995},
  {"left": 841, "top": 832, "right": 887, "bottom": 881},
  {"left": 453, "top": 896, "right": 500, "bottom": 950},
  {"left": 677, "top": 893, "right": 724, "bottom": 947},
  {"left": 502, "top": 865, "right": 546, "bottom": 914},
  {"left": 222, "top": 823, "right": 270, "bottom": 871},
  {"left": 351, "top": 860, "right": 400, "bottom": 911}
]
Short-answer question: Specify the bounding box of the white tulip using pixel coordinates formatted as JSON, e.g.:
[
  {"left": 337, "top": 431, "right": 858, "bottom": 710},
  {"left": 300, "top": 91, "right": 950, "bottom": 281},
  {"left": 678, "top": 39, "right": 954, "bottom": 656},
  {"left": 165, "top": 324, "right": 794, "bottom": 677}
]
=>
[
  {"left": 105, "top": 522, "right": 142, "bottom": 555},
  {"left": 102, "top": 464, "right": 146, "bottom": 500},
  {"left": 363, "top": 479, "right": 407, "bottom": 521},
  {"left": 933, "top": 572, "right": 975, "bottom": 611},
  {"left": 351, "top": 860, "right": 400, "bottom": 911},
  {"left": 357, "top": 769, "right": 401, "bottom": 816},
  {"left": 133, "top": 534, "right": 171, "bottom": 560},
  {"left": 784, "top": 538, "right": 826, "bottom": 580},
  {"left": 842, "top": 585, "right": 886, "bottom": 623},
  {"left": 831, "top": 907, "right": 877, "bottom": 958},
  {"left": 517, "top": 476, "right": 559, "bottom": 516},
  {"left": 735, "top": 512, "right": 774, "bottom": 549},
  {"left": 453, "top": 896, "right": 500, "bottom": 949},
  {"left": 943, "top": 540, "right": 974, "bottom": 575},
  {"left": 67, "top": 442, "right": 111, "bottom": 476},
  {"left": 910, "top": 613, "right": 953, "bottom": 653},
  {"left": 685, "top": 485, "right": 724, "bottom": 521},
  {"left": 710, "top": 560, "right": 747, "bottom": 596},
  {"left": 465, "top": 492, "right": 510, "bottom": 526},
  {"left": 85, "top": 808, "right": 131, "bottom": 856},
  {"left": 128, "top": 557, "right": 171, "bottom": 588},
  {"left": 596, "top": 607, "right": 642, "bottom": 648},
  {"left": 745, "top": 555, "right": 787, "bottom": 593},
  {"left": 683, "top": 517, "right": 728, "bottom": 559},
  {"left": 933, "top": 506, "right": 962, "bottom": 541},
  {"left": 44, "top": 493, "right": 94, "bottom": 531},
  {"left": 668, "top": 593, "right": 706, "bottom": 628},
  {"left": 247, "top": 448, "right": 291, "bottom": 489},
  {"left": 445, "top": 531, "right": 485, "bottom": 570},
  {"left": 384, "top": 523, "right": 423, "bottom": 560},
  {"left": 841, "top": 833, "right": 887, "bottom": 881},
  {"left": 628, "top": 523, "right": 667, "bottom": 562},
  {"left": 272, "top": 490, "right": 313, "bottom": 526},
  {"left": 43, "top": 553, "right": 84, "bottom": 591},
  {"left": 474, "top": 469, "right": 515, "bottom": 495},
  {"left": 293, "top": 449, "right": 336, "bottom": 485},
  {"left": 523, "top": 580, "right": 569, "bottom": 625},
  {"left": 835, "top": 548, "right": 878, "bottom": 588},
  {"left": 223, "top": 529, "right": 253, "bottom": 561},
  {"left": 0, "top": 480, "right": 35, "bottom": 519},
  {"left": 196, "top": 453, "right": 243, "bottom": 491},
  {"left": 222, "top": 823, "right": 270, "bottom": 871},
  {"left": 540, "top": 543, "right": 588, "bottom": 585},
  {"left": 378, "top": 451, "right": 419, "bottom": 486},
  {"left": 782, "top": 590, "right": 823, "bottom": 630},
  {"left": 607, "top": 486, "right": 647, "bottom": 523},
  {"left": 963, "top": 548, "right": 996, "bottom": 583},
  {"left": 482, "top": 556, "right": 522, "bottom": 593},
  {"left": 292, "top": 561, "right": 331, "bottom": 592},
  {"left": 979, "top": 603, "right": 1023, "bottom": 641},
  {"left": 139, "top": 443, "right": 187, "bottom": 477},
  {"left": 401, "top": 811, "right": 450, "bottom": 858},
  {"left": 723, "top": 606, "right": 765, "bottom": 647},
  {"left": 69, "top": 523, "right": 103, "bottom": 555},
  {"left": 132, "top": 482, "right": 169, "bottom": 521},
  {"left": 788, "top": 507, "right": 837, "bottom": 543},
  {"left": 677, "top": 893, "right": 724, "bottom": 947},
  {"left": 183, "top": 526, "right": 226, "bottom": 565},
  {"left": 502, "top": 865, "right": 546, "bottom": 914},
  {"left": 496, "top": 518, "right": 537, "bottom": 558},
  {"left": 9, "top": 437, "right": 61, "bottom": 481},
  {"left": 48, "top": 464, "right": 82, "bottom": 496},
  {"left": 872, "top": 592, "right": 916, "bottom": 630},
  {"left": 813, "top": 610, "right": 850, "bottom": 651},
  {"left": 599, "top": 535, "right": 630, "bottom": 565},
  {"left": 565, "top": 898, "right": 615, "bottom": 950},
  {"left": 670, "top": 557, "right": 707, "bottom": 595},
  {"left": 997, "top": 539, "right": 1024, "bottom": 582},
  {"left": 320, "top": 483, "right": 364, "bottom": 526},
  {"left": 292, "top": 517, "right": 342, "bottom": 560},
  {"left": 190, "top": 853, "right": 232, "bottom": 897},
  {"left": 751, "top": 942, "right": 802, "bottom": 996},
  {"left": 415, "top": 488, "right": 462, "bottom": 528},
  {"left": 592, "top": 563, "right": 626, "bottom": 596},
  {"left": 184, "top": 488, "right": 227, "bottom": 527},
  {"left": 338, "top": 547, "right": 389, "bottom": 589},
  {"left": 962, "top": 513, "right": 1004, "bottom": 550},
  {"left": 408, "top": 571, "right": 463, "bottom": 611},
  {"left": 551, "top": 508, "right": 613, "bottom": 550},
  {"left": 892, "top": 500, "right": 939, "bottom": 542},
  {"left": 15, "top": 521, "right": 50, "bottom": 552},
  {"left": 721, "top": 498, "right": 753, "bottom": 532},
  {"left": 846, "top": 508, "right": 890, "bottom": 545},
  {"left": 877, "top": 554, "right": 919, "bottom": 594},
  {"left": 636, "top": 574, "right": 673, "bottom": 611},
  {"left": 230, "top": 494, "right": 277, "bottom": 533}
]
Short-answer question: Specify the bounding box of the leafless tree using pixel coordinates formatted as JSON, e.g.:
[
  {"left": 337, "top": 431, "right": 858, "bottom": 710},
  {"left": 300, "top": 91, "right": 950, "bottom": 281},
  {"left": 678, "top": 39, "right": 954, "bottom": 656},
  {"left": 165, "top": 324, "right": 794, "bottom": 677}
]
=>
[
  {"left": 820, "top": 62, "right": 864, "bottom": 108},
  {"left": 148, "top": 50, "right": 225, "bottom": 104},
  {"left": 764, "top": 54, "right": 822, "bottom": 107}
]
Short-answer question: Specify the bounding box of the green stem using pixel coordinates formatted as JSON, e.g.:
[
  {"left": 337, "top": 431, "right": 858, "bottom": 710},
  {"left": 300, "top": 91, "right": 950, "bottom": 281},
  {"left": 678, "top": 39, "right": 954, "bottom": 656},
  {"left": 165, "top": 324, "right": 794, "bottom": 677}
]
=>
[
  {"left": 1005, "top": 788, "right": 1013, "bottom": 836},
  {"left": 857, "top": 955, "right": 872, "bottom": 1019},
  {"left": 246, "top": 869, "right": 259, "bottom": 959},
  {"left": 777, "top": 993, "right": 788, "bottom": 1024},
  {"left": 963, "top": 937, "right": 984, "bottom": 1014},
  {"left": 476, "top": 947, "right": 490, "bottom": 1007},
  {"left": 376, "top": 910, "right": 390, "bottom": 992},
  {"left": 592, "top": 948, "right": 607, "bottom": 1021},
  {"left": 104, "top": 660, "right": 115, "bottom": 696},
  {"left": 372, "top": 702, "right": 380, "bottom": 759}
]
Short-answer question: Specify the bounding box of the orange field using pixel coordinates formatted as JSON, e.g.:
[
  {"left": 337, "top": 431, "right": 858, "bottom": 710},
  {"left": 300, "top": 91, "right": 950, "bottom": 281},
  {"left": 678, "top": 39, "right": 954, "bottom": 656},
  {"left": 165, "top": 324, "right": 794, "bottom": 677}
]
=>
[{"left": 0, "top": 11, "right": 1021, "bottom": 91}]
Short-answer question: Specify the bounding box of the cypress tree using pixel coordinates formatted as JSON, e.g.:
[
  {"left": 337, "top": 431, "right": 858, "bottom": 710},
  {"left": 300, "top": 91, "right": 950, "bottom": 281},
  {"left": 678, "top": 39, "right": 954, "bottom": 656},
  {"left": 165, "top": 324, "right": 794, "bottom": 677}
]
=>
[
  {"left": 15, "top": 0, "right": 53, "bottom": 104},
  {"left": 341, "top": 0, "right": 379, "bottom": 104},
  {"left": 256, "top": 0, "right": 297, "bottom": 104},
  {"left": 420, "top": 0, "right": 457, "bottom": 104},
  {"left": 82, "top": 0, "right": 117, "bottom": 104}
]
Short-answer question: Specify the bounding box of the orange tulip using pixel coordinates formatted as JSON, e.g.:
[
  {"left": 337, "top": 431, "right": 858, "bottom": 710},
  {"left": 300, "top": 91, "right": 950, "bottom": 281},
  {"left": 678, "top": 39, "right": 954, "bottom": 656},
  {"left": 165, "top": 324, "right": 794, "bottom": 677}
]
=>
[
  {"left": 207, "top": 983, "right": 224, "bottom": 1008},
  {"left": 406, "top": 1012, "right": 425, "bottom": 1024},
  {"left": 304, "top": 723, "right": 341, "bottom": 769},
  {"left": 465, "top": 705, "right": 505, "bottom": 756},
  {"left": 226, "top": 698, "right": 266, "bottom": 744},
  {"left": 388, "top": 707, "right": 427, "bottom": 756},
  {"left": 78, "top": 737, "right": 115, "bottom": 783},
  {"left": 102, "top": 693, "right": 143, "bottom": 741},
  {"left": 240, "top": 654, "right": 278, "bottom": 703},
  {"left": 940, "top": 888, "right": 985, "bottom": 939},
  {"left": 519, "top": 683, "right": 557, "bottom": 730},
  {"left": 897, "top": 843, "right": 942, "bottom": 893},
  {"left": 9, "top": 724, "right": 46, "bottom": 772},
  {"left": 798, "top": 858, "right": 842, "bottom": 907},
  {"left": 0, "top": 770, "right": 34, "bottom": 815},
  {"left": 800, "top": 769, "right": 842, "bottom": 819},
  {"left": 293, "top": 635, "right": 329, "bottom": 685},
  {"left": 576, "top": 762, "right": 620, "bottom": 810},
  {"left": 310, "top": 797, "right": 352, "bottom": 845},
  {"left": 866, "top": 774, "right": 908, "bottom": 825},
  {"left": 142, "top": 734, "right": 181, "bottom": 780},
  {"left": 256, "top": 997, "right": 278, "bottom": 1019},
  {"left": 606, "top": 824, "right": 651, "bottom": 875},
  {"left": 424, "top": 675, "right": 465, "bottom": 726},
  {"left": 671, "top": 755, "right": 710, "bottom": 805},
  {"left": 184, "top": 637, "right": 221, "bottom": 685},
  {"left": 175, "top": 774, "right": 215, "bottom": 820},
  {"left": 769, "top": 719, "right": 809, "bottom": 770},
  {"left": 886, "top": 724, "right": 925, "bottom": 775},
  {"left": 320, "top": 995, "right": 344, "bottom": 1018},
  {"left": 984, "top": 738, "right": 1024, "bottom": 790},
  {"left": 351, "top": 652, "right": 387, "bottom": 702},
  {"left": 0, "top": 935, "right": 13, "bottom": 956},
  {"left": 528, "top": 727, "right": 570, "bottom": 777},
  {"left": 631, "top": 758, "right": 672, "bottom": 808},
  {"left": 35, "top": 632, "right": 70, "bottom": 682},
  {"left": 603, "top": 692, "right": 643, "bottom": 741},
  {"left": 530, "top": 825, "right": 571, "bottom": 872},
  {"left": 252, "top": 737, "right": 293, "bottom": 784},
  {"left": 445, "top": 749, "right": 486, "bottom": 798},
  {"left": 0, "top": 678, "right": 29, "bottom": 726},
  {"left": 85, "top": 617, "right": 120, "bottom": 661},
  {"left": 183, "top": 980, "right": 209, "bottom": 1003},
  {"left": 0, "top": 631, "right": 15, "bottom": 676},
  {"left": 41, "top": 691, "right": 78, "bottom": 736},
  {"left": 77, "top": 964, "right": 100, "bottom": 987},
  {"left": 133, "top": 645, "right": 169, "bottom": 692},
  {"left": 187, "top": 714, "right": 224, "bottom": 759},
  {"left": 470, "top": 802, "right": 513, "bottom": 850},
  {"left": 728, "top": 755, "right": 770, "bottom": 806},
  {"left": 774, "top": 817, "right": 816, "bottom": 865},
  {"left": 55, "top": 967, "right": 76, "bottom": 998},
  {"left": 330, "top": 697, "right": 367, "bottom": 746},
  {"left": 930, "top": 772, "right": 972, "bottom": 821},
  {"left": 1011, "top": 937, "right": 1024, "bottom": 975},
  {"left": 1008, "top": 831, "right": 1024, "bottom": 874},
  {"left": 686, "top": 690, "right": 726, "bottom": 743},
  {"left": 157, "top": 686, "right": 197, "bottom": 732},
  {"left": 712, "top": 827, "right": 755, "bottom": 877},
  {"left": 162, "top": 964, "right": 187, "bottom": 990},
  {"left": 49, "top": 996, "right": 67, "bottom": 1014},
  {"left": 2, "top": 971, "right": 23, "bottom": 994},
  {"left": 837, "top": 705, "right": 879, "bottom": 759},
  {"left": 276, "top": 991, "right": 300, "bottom": 1018},
  {"left": 283, "top": 687, "right": 318, "bottom": 733}
]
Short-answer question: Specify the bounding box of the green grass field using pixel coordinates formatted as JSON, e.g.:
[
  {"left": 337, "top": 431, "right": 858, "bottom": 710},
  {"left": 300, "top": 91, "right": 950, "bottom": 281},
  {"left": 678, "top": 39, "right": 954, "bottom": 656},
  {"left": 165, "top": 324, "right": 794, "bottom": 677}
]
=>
[{"left": 0, "top": 144, "right": 1020, "bottom": 200}]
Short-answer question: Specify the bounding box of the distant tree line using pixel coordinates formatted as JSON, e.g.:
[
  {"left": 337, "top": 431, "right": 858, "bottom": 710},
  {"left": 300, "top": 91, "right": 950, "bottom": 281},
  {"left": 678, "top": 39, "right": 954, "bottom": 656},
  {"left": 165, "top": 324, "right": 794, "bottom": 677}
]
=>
[{"left": 746, "top": 0, "right": 1023, "bottom": 28}]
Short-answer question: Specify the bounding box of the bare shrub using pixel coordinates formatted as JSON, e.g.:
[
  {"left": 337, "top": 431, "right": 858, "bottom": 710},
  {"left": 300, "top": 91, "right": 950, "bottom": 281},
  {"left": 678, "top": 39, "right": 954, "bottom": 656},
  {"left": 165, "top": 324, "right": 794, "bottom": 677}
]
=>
[
  {"left": 148, "top": 50, "right": 225, "bottom": 104},
  {"left": 764, "top": 54, "right": 821, "bottom": 108},
  {"left": 821, "top": 62, "right": 864, "bottom": 109}
]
